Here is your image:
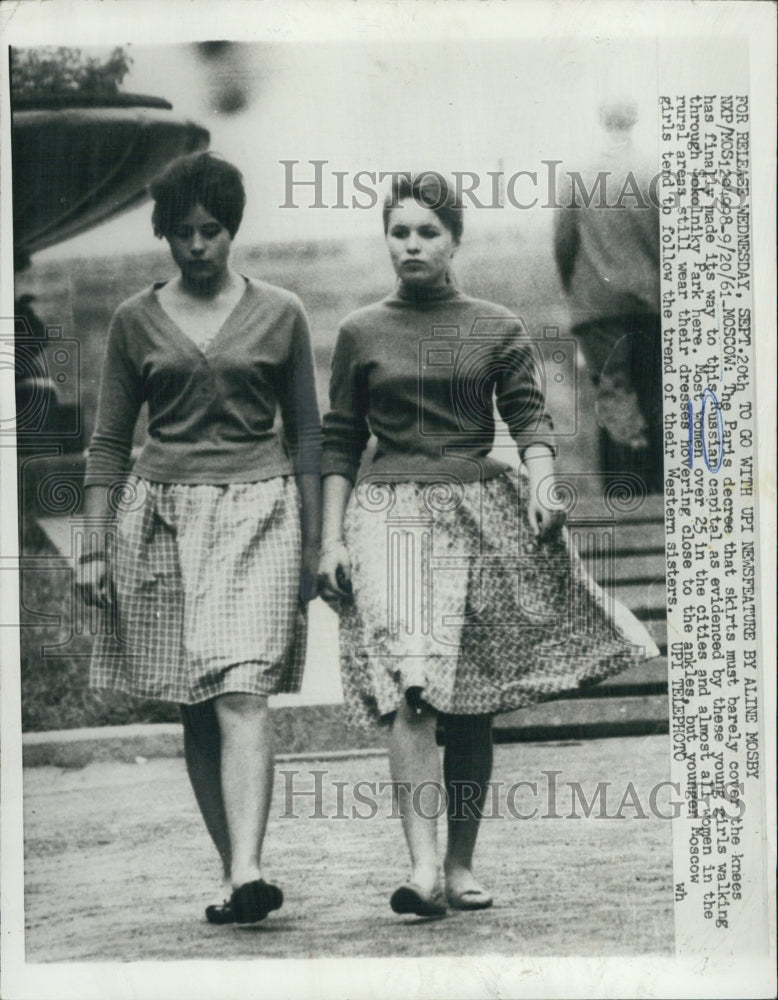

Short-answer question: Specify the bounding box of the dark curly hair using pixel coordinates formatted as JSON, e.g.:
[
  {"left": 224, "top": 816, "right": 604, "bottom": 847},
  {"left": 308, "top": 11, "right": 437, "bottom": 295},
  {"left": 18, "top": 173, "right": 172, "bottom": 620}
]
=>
[
  {"left": 149, "top": 152, "right": 246, "bottom": 239},
  {"left": 382, "top": 172, "right": 463, "bottom": 244}
]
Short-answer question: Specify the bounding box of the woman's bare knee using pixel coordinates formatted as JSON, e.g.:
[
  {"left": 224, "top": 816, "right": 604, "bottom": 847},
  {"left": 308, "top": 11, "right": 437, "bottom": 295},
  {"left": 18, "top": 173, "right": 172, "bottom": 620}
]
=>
[
  {"left": 215, "top": 692, "right": 269, "bottom": 721},
  {"left": 392, "top": 699, "right": 438, "bottom": 732}
]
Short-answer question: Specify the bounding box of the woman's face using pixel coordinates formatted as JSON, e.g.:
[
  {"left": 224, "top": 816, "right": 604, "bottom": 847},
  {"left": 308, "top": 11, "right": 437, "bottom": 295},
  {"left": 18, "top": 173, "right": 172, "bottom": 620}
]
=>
[
  {"left": 166, "top": 203, "right": 232, "bottom": 288},
  {"left": 385, "top": 199, "right": 458, "bottom": 289}
]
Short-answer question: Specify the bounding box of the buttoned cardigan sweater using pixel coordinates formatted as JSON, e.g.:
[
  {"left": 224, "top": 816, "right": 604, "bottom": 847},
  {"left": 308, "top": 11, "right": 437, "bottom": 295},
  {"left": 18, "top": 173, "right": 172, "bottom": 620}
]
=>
[{"left": 85, "top": 277, "right": 322, "bottom": 486}]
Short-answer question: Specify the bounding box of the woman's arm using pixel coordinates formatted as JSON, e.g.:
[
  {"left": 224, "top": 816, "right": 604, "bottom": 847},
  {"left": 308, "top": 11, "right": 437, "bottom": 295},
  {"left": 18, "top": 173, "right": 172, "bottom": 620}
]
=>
[
  {"left": 75, "top": 484, "right": 115, "bottom": 608},
  {"left": 318, "top": 322, "right": 370, "bottom": 605},
  {"left": 523, "top": 443, "right": 565, "bottom": 539},
  {"left": 297, "top": 472, "right": 322, "bottom": 602},
  {"left": 317, "top": 473, "right": 353, "bottom": 605},
  {"left": 77, "top": 307, "right": 143, "bottom": 607},
  {"left": 278, "top": 303, "right": 324, "bottom": 601},
  {"left": 493, "top": 320, "right": 565, "bottom": 539}
]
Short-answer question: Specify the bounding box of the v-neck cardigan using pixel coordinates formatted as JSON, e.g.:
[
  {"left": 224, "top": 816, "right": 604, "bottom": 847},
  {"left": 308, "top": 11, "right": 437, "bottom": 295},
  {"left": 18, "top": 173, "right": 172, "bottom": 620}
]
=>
[{"left": 85, "top": 277, "right": 322, "bottom": 486}]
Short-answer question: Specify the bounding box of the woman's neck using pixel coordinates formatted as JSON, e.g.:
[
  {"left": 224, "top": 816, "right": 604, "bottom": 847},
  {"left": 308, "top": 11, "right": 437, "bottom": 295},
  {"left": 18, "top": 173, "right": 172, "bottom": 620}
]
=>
[
  {"left": 178, "top": 266, "right": 241, "bottom": 301},
  {"left": 395, "top": 276, "right": 459, "bottom": 303}
]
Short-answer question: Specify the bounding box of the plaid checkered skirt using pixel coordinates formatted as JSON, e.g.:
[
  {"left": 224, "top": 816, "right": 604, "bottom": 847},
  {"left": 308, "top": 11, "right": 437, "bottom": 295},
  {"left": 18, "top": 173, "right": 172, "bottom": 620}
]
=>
[
  {"left": 90, "top": 475, "right": 306, "bottom": 704},
  {"left": 338, "top": 469, "right": 660, "bottom": 727}
]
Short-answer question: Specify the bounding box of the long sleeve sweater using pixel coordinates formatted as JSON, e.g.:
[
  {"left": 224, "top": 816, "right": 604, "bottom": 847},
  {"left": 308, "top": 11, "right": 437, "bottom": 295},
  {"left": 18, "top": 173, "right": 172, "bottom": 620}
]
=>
[
  {"left": 85, "top": 277, "right": 322, "bottom": 486},
  {"left": 321, "top": 282, "right": 555, "bottom": 485}
]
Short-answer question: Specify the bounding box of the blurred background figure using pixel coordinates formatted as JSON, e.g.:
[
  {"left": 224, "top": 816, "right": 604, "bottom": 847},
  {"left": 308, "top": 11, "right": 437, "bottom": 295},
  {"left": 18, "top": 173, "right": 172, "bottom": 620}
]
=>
[{"left": 553, "top": 97, "right": 663, "bottom": 493}]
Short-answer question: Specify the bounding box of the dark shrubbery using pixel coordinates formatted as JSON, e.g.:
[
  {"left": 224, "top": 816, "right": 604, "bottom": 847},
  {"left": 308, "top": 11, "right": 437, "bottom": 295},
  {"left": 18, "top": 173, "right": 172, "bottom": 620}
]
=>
[
  {"left": 10, "top": 46, "right": 132, "bottom": 102},
  {"left": 19, "top": 519, "right": 178, "bottom": 732}
]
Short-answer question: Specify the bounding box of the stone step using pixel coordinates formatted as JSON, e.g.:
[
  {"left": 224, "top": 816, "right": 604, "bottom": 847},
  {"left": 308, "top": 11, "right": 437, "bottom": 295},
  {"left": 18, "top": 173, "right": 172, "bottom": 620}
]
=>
[
  {"left": 575, "top": 657, "right": 667, "bottom": 698},
  {"left": 582, "top": 551, "right": 667, "bottom": 585},
  {"left": 572, "top": 523, "right": 665, "bottom": 555},
  {"left": 492, "top": 694, "right": 668, "bottom": 743},
  {"left": 609, "top": 582, "right": 667, "bottom": 615}
]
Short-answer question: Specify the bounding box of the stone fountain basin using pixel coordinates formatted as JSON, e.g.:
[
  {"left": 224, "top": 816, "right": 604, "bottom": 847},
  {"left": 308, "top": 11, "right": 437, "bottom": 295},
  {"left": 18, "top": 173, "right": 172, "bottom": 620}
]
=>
[{"left": 12, "top": 95, "right": 209, "bottom": 258}]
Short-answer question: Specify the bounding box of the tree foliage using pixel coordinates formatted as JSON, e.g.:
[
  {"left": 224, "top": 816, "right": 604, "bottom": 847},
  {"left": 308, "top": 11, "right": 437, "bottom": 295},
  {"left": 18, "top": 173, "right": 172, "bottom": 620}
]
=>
[{"left": 10, "top": 46, "right": 132, "bottom": 101}]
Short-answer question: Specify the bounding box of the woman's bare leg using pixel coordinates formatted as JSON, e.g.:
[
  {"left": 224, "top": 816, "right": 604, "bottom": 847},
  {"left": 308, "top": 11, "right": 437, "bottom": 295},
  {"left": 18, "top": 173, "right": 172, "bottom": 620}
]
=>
[
  {"left": 388, "top": 699, "right": 444, "bottom": 893},
  {"left": 180, "top": 700, "right": 231, "bottom": 886},
  {"left": 214, "top": 692, "right": 274, "bottom": 888},
  {"left": 442, "top": 713, "right": 493, "bottom": 896}
]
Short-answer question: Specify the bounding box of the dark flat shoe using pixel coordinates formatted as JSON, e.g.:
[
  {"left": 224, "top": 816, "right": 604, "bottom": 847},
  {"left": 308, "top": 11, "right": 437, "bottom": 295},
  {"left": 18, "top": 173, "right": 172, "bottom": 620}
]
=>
[
  {"left": 205, "top": 900, "right": 235, "bottom": 925},
  {"left": 390, "top": 882, "right": 447, "bottom": 918},
  {"left": 230, "top": 879, "right": 283, "bottom": 924}
]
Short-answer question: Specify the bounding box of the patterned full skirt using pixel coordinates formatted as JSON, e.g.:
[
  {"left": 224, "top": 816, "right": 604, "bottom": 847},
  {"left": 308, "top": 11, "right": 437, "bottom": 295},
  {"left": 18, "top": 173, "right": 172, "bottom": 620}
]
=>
[
  {"left": 90, "top": 475, "right": 306, "bottom": 704},
  {"left": 337, "top": 469, "right": 660, "bottom": 727}
]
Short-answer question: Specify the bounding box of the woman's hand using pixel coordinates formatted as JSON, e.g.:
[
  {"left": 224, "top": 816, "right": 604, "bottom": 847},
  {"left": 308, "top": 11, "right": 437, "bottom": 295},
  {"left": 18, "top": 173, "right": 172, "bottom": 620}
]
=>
[
  {"left": 75, "top": 555, "right": 112, "bottom": 609},
  {"left": 317, "top": 540, "right": 353, "bottom": 608},
  {"left": 527, "top": 493, "right": 566, "bottom": 540},
  {"left": 524, "top": 444, "right": 566, "bottom": 541},
  {"left": 299, "top": 541, "right": 320, "bottom": 604}
]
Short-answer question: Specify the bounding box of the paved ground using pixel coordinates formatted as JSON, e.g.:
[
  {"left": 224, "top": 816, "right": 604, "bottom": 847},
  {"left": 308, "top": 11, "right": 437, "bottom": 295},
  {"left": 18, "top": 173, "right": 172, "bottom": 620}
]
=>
[{"left": 23, "top": 735, "right": 673, "bottom": 962}]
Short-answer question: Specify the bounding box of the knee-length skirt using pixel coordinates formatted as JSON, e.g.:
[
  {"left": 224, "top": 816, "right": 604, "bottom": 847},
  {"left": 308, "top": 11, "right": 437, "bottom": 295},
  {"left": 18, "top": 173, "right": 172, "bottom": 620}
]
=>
[
  {"left": 338, "top": 469, "right": 660, "bottom": 727},
  {"left": 90, "top": 475, "right": 306, "bottom": 704}
]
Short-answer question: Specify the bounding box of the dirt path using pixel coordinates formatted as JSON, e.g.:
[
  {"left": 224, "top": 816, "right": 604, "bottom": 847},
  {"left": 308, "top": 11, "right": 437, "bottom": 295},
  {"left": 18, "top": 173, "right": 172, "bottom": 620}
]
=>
[{"left": 23, "top": 736, "right": 673, "bottom": 962}]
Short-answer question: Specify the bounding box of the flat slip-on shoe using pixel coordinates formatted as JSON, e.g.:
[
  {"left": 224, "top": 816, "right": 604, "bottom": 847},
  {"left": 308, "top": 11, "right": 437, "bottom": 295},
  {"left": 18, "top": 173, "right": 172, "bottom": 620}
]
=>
[
  {"left": 446, "top": 885, "right": 494, "bottom": 911},
  {"left": 390, "top": 882, "right": 447, "bottom": 918},
  {"left": 205, "top": 900, "right": 235, "bottom": 925},
  {"left": 230, "top": 879, "right": 283, "bottom": 924}
]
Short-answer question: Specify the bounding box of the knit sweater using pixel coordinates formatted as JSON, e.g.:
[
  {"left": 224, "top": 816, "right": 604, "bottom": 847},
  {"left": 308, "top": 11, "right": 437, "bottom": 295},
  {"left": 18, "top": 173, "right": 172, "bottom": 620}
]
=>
[
  {"left": 85, "top": 277, "right": 322, "bottom": 486},
  {"left": 321, "top": 282, "right": 555, "bottom": 485}
]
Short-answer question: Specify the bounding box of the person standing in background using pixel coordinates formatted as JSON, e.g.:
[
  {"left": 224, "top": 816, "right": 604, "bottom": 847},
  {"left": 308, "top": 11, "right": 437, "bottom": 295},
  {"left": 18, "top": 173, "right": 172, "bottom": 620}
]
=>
[{"left": 553, "top": 98, "right": 663, "bottom": 492}]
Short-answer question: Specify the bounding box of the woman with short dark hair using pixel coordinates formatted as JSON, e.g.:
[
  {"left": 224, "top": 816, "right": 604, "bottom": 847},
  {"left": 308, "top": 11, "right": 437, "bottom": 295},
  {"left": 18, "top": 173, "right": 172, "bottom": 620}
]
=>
[
  {"left": 319, "top": 173, "right": 658, "bottom": 918},
  {"left": 78, "top": 151, "right": 321, "bottom": 926},
  {"left": 149, "top": 151, "right": 246, "bottom": 240}
]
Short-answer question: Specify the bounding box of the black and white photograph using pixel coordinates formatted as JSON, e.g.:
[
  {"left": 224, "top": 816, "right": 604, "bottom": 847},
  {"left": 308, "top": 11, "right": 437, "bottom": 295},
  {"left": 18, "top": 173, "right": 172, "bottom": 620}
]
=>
[{"left": 0, "top": 3, "right": 775, "bottom": 999}]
